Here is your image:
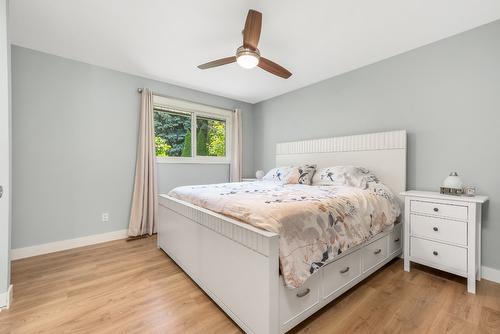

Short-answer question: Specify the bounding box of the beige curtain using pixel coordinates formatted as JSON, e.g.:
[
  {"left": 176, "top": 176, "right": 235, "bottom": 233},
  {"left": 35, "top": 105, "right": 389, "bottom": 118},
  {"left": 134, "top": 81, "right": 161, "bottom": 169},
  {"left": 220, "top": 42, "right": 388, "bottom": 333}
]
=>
[
  {"left": 230, "top": 109, "right": 242, "bottom": 182},
  {"left": 128, "top": 88, "right": 158, "bottom": 236}
]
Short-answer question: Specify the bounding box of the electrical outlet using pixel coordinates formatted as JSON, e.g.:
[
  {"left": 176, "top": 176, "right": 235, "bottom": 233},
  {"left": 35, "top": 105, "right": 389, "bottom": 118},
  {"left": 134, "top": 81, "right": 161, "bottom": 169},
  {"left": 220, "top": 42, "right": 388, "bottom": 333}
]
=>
[{"left": 102, "top": 213, "right": 109, "bottom": 222}]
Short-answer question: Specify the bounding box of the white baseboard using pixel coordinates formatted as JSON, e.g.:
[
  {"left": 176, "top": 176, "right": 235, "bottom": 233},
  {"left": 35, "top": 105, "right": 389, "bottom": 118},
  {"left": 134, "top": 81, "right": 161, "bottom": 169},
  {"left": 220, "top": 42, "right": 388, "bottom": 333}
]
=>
[
  {"left": 0, "top": 284, "right": 13, "bottom": 310},
  {"left": 11, "top": 229, "right": 128, "bottom": 260},
  {"left": 482, "top": 266, "right": 500, "bottom": 284}
]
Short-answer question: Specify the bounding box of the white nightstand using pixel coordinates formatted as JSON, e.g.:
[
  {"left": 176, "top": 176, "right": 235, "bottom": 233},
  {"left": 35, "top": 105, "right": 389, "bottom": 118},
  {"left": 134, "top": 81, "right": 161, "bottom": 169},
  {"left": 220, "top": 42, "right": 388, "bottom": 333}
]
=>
[{"left": 400, "top": 190, "right": 488, "bottom": 293}]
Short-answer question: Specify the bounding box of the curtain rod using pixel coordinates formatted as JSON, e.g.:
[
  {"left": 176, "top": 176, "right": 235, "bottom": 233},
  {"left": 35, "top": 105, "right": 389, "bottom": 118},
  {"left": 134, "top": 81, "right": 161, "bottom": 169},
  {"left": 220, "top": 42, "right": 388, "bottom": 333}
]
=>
[{"left": 137, "top": 88, "right": 237, "bottom": 113}]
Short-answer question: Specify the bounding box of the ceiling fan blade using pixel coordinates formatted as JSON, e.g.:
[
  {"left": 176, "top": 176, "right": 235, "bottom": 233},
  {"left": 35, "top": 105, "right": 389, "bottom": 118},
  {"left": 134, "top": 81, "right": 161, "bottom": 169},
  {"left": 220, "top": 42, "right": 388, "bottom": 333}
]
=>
[
  {"left": 243, "top": 10, "right": 262, "bottom": 50},
  {"left": 258, "top": 57, "right": 292, "bottom": 79},
  {"left": 198, "top": 56, "right": 236, "bottom": 69}
]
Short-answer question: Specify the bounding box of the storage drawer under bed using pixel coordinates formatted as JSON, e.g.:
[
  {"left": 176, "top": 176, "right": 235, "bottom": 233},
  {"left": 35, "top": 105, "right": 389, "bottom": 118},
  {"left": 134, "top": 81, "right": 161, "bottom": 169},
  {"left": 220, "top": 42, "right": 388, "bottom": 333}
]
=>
[
  {"left": 322, "top": 249, "right": 362, "bottom": 299},
  {"left": 279, "top": 270, "right": 321, "bottom": 328},
  {"left": 362, "top": 235, "right": 388, "bottom": 272},
  {"left": 280, "top": 230, "right": 397, "bottom": 330}
]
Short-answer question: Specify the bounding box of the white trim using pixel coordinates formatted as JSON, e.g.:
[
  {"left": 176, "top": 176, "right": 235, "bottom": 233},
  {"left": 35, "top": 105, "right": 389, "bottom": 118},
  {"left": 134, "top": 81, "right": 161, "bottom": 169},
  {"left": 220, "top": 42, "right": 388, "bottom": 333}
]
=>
[
  {"left": 10, "top": 229, "right": 128, "bottom": 260},
  {"left": 0, "top": 284, "right": 12, "bottom": 310},
  {"left": 482, "top": 266, "right": 500, "bottom": 283},
  {"left": 156, "top": 157, "right": 231, "bottom": 164}
]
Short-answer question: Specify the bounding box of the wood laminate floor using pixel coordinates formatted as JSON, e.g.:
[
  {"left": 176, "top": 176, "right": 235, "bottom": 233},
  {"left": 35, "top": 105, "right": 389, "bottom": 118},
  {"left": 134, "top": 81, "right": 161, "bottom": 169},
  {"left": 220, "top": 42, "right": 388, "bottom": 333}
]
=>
[{"left": 1, "top": 236, "right": 500, "bottom": 333}]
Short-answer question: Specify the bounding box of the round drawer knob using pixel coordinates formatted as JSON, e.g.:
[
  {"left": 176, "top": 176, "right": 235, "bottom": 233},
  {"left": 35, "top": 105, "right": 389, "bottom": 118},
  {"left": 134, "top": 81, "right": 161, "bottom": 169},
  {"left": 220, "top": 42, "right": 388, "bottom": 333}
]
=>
[
  {"left": 433, "top": 251, "right": 438, "bottom": 256},
  {"left": 433, "top": 227, "right": 439, "bottom": 232},
  {"left": 433, "top": 207, "right": 439, "bottom": 212}
]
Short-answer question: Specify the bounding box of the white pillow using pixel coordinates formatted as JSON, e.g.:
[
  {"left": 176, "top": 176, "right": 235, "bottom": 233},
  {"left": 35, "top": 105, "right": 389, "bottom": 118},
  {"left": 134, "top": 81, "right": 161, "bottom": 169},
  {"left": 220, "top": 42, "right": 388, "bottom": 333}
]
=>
[
  {"left": 262, "top": 166, "right": 294, "bottom": 183},
  {"left": 263, "top": 165, "right": 317, "bottom": 185},
  {"left": 311, "top": 166, "right": 378, "bottom": 188}
]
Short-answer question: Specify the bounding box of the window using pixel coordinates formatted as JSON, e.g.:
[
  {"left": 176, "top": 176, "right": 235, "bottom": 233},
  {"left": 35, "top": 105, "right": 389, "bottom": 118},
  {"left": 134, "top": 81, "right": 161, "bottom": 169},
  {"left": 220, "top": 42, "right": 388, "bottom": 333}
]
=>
[
  {"left": 196, "top": 117, "right": 226, "bottom": 157},
  {"left": 154, "top": 110, "right": 192, "bottom": 157},
  {"left": 152, "top": 95, "right": 232, "bottom": 163}
]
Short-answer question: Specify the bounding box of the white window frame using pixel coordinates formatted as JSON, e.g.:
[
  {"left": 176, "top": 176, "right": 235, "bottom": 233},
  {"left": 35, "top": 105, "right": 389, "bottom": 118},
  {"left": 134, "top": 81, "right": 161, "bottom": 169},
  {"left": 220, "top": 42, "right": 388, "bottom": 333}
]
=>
[{"left": 153, "top": 95, "right": 233, "bottom": 164}]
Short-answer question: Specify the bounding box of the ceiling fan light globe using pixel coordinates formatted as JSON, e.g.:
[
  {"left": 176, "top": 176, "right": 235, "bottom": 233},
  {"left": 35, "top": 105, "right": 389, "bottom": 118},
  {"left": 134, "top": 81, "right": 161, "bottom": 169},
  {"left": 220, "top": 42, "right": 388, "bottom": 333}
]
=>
[{"left": 237, "top": 54, "right": 259, "bottom": 69}]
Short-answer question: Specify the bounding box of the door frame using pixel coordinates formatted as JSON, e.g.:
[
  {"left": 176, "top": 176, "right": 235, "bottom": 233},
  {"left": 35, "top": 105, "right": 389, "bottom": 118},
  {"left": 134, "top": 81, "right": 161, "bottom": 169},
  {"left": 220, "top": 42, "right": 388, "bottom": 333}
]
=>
[{"left": 0, "top": 0, "right": 12, "bottom": 310}]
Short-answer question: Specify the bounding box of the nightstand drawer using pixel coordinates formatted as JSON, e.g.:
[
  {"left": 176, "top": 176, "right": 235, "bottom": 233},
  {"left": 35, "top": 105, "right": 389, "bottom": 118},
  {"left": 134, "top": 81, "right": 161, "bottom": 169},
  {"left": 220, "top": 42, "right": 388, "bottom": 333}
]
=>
[
  {"left": 410, "top": 214, "right": 467, "bottom": 246},
  {"left": 411, "top": 237, "right": 467, "bottom": 273},
  {"left": 410, "top": 200, "right": 467, "bottom": 221}
]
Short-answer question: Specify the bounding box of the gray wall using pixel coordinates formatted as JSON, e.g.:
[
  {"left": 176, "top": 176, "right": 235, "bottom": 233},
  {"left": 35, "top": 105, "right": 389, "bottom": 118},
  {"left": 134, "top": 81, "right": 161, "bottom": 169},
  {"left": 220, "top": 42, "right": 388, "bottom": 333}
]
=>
[
  {"left": 253, "top": 20, "right": 500, "bottom": 270},
  {"left": 11, "top": 46, "right": 253, "bottom": 249}
]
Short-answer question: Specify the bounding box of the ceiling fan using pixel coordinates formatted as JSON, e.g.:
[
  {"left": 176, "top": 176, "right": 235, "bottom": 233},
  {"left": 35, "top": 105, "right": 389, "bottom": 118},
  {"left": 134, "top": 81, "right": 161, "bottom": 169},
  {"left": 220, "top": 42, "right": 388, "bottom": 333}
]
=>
[{"left": 197, "top": 9, "right": 292, "bottom": 79}]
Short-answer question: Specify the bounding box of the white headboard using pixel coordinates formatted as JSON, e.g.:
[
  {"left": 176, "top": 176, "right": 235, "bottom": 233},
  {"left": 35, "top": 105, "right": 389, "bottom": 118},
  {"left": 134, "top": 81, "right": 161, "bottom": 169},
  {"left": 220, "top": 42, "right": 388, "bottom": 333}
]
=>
[{"left": 276, "top": 130, "right": 407, "bottom": 197}]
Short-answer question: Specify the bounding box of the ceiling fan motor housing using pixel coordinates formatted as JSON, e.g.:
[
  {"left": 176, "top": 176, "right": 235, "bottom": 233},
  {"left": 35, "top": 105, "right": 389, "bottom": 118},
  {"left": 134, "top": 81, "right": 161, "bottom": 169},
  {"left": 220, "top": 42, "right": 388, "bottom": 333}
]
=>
[
  {"left": 236, "top": 46, "right": 260, "bottom": 58},
  {"left": 236, "top": 46, "right": 260, "bottom": 68}
]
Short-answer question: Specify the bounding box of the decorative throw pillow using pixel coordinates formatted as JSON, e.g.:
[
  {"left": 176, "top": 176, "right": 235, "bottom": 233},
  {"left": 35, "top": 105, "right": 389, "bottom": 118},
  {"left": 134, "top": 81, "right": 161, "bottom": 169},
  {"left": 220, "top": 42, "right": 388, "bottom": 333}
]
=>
[
  {"left": 262, "top": 166, "right": 294, "bottom": 183},
  {"left": 311, "top": 166, "right": 378, "bottom": 189},
  {"left": 282, "top": 164, "right": 317, "bottom": 185}
]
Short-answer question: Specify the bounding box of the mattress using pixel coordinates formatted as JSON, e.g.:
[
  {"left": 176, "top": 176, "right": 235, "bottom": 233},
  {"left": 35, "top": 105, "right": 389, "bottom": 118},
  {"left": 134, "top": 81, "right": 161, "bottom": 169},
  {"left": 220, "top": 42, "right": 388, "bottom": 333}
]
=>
[{"left": 168, "top": 180, "right": 400, "bottom": 288}]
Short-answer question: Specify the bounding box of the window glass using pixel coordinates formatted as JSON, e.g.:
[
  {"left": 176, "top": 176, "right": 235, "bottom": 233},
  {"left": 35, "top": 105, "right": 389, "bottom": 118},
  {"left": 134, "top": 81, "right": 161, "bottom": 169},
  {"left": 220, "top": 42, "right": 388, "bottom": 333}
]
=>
[
  {"left": 196, "top": 117, "right": 226, "bottom": 157},
  {"left": 153, "top": 109, "right": 192, "bottom": 157}
]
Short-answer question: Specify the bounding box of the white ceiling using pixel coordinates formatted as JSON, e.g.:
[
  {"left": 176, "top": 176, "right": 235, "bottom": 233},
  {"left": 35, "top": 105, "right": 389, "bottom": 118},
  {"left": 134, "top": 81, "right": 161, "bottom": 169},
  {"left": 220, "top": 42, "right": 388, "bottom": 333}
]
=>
[{"left": 9, "top": 0, "right": 500, "bottom": 103}]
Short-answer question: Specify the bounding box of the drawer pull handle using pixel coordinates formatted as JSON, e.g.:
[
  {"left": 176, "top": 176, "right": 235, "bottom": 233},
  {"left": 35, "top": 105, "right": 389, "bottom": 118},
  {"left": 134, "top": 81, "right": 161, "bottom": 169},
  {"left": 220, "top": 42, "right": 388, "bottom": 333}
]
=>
[
  {"left": 339, "top": 267, "right": 350, "bottom": 274},
  {"left": 374, "top": 249, "right": 382, "bottom": 255},
  {"left": 394, "top": 238, "right": 400, "bottom": 242},
  {"left": 296, "top": 288, "right": 310, "bottom": 298},
  {"left": 433, "top": 251, "right": 438, "bottom": 256},
  {"left": 433, "top": 227, "right": 439, "bottom": 232},
  {"left": 433, "top": 207, "right": 439, "bottom": 212}
]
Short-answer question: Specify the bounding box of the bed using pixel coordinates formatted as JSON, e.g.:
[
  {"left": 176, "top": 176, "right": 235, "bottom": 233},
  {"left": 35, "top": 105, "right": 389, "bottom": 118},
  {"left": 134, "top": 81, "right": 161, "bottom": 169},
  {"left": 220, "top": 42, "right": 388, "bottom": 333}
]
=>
[{"left": 158, "top": 130, "right": 406, "bottom": 334}]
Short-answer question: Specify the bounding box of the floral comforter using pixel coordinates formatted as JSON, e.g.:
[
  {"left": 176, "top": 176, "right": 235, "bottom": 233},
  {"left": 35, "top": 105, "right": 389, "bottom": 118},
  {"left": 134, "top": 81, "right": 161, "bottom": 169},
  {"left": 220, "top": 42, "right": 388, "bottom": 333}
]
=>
[{"left": 168, "top": 180, "right": 400, "bottom": 289}]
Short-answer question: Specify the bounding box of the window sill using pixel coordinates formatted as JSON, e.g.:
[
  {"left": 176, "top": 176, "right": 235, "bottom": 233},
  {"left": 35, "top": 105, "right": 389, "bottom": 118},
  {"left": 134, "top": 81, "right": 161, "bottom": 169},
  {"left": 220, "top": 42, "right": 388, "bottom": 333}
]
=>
[{"left": 156, "top": 157, "right": 231, "bottom": 165}]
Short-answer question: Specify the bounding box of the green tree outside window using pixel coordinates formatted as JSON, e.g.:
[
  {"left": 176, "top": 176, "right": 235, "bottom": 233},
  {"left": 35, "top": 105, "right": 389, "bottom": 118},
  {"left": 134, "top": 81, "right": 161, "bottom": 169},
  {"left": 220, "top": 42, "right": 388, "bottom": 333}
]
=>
[{"left": 154, "top": 109, "right": 226, "bottom": 158}]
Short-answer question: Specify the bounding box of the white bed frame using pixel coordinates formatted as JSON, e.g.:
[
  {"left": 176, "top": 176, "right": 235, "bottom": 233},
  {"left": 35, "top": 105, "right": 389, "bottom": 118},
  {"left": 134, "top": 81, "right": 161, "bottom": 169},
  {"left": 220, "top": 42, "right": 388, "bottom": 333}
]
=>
[{"left": 158, "top": 130, "right": 407, "bottom": 334}]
